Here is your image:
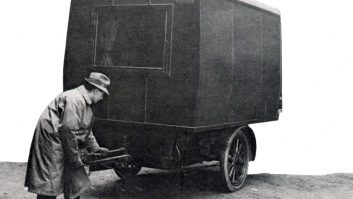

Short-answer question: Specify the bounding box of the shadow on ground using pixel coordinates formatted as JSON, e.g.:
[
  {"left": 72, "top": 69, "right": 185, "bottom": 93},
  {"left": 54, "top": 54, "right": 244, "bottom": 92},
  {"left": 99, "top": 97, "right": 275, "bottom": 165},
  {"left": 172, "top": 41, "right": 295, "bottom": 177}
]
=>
[{"left": 85, "top": 167, "right": 226, "bottom": 199}]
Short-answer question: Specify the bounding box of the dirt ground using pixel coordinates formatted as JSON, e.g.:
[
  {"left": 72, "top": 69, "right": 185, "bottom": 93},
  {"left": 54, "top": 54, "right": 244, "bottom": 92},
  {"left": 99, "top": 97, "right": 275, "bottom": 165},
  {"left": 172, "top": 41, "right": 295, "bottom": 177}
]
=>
[{"left": 1, "top": 162, "right": 353, "bottom": 199}]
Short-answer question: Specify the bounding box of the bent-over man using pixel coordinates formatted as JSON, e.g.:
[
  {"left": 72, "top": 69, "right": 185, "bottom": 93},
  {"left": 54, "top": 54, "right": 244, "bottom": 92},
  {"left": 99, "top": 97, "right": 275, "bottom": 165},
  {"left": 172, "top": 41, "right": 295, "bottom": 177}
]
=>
[{"left": 25, "top": 72, "right": 111, "bottom": 199}]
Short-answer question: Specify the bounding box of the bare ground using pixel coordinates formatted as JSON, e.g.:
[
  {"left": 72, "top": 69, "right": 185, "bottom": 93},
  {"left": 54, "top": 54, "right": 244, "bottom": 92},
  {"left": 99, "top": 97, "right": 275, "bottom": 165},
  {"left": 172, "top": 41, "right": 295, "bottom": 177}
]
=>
[{"left": 1, "top": 162, "right": 353, "bottom": 199}]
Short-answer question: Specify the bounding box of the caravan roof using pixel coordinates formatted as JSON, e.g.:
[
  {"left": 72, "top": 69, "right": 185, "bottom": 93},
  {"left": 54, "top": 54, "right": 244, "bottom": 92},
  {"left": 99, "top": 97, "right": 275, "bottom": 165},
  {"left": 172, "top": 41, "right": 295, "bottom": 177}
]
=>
[{"left": 238, "top": 0, "right": 280, "bottom": 15}]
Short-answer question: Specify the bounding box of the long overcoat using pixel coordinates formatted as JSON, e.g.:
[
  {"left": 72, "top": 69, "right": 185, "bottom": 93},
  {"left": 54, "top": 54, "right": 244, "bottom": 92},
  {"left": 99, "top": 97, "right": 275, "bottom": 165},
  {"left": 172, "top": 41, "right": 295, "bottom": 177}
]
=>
[{"left": 25, "top": 85, "right": 101, "bottom": 198}]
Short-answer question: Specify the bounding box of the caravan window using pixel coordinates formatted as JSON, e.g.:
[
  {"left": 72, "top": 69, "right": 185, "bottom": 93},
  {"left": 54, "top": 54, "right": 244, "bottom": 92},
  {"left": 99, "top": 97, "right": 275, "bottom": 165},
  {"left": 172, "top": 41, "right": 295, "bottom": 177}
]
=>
[{"left": 93, "top": 5, "right": 173, "bottom": 70}]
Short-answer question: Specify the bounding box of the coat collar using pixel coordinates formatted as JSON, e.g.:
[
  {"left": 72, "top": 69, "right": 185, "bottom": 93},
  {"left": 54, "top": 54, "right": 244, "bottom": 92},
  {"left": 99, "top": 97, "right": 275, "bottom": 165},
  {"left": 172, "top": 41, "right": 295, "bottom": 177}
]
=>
[{"left": 78, "top": 85, "right": 92, "bottom": 105}]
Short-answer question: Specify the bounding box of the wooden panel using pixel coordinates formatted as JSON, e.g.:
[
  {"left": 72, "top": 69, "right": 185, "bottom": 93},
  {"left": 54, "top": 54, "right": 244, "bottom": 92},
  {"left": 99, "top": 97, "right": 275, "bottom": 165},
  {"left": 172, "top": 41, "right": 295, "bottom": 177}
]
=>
[
  {"left": 197, "top": 0, "right": 234, "bottom": 126},
  {"left": 108, "top": 73, "right": 146, "bottom": 122},
  {"left": 231, "top": 3, "right": 262, "bottom": 122},
  {"left": 64, "top": 0, "right": 113, "bottom": 92},
  {"left": 146, "top": 2, "right": 200, "bottom": 126},
  {"left": 261, "top": 13, "right": 281, "bottom": 120},
  {"left": 65, "top": 0, "right": 112, "bottom": 66}
]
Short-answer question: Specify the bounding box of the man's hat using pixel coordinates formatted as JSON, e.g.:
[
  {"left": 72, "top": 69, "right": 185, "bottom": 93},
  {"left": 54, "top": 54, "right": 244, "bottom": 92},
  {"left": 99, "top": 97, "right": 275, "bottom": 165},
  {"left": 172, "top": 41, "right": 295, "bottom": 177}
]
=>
[{"left": 85, "top": 72, "right": 110, "bottom": 95}]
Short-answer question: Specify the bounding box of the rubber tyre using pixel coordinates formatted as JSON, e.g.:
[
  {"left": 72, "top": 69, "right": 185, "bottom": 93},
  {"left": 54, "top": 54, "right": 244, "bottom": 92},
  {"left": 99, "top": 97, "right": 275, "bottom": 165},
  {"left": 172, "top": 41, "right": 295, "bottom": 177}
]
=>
[{"left": 220, "top": 129, "right": 250, "bottom": 192}]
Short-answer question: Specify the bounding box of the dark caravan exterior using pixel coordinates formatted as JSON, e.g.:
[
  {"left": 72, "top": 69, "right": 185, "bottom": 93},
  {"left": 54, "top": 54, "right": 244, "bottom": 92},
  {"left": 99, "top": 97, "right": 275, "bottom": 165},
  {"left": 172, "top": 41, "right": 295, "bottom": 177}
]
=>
[{"left": 64, "top": 0, "right": 282, "bottom": 192}]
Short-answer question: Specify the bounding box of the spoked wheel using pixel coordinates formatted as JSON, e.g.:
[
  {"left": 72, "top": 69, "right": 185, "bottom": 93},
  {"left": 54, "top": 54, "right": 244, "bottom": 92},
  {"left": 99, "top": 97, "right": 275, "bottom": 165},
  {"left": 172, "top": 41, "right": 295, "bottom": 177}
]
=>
[{"left": 220, "top": 129, "right": 250, "bottom": 192}]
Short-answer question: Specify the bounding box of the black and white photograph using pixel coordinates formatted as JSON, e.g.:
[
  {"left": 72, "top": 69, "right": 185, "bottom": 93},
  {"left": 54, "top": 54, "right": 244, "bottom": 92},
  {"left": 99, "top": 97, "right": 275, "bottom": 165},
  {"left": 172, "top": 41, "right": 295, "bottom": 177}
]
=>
[{"left": 1, "top": 0, "right": 353, "bottom": 198}]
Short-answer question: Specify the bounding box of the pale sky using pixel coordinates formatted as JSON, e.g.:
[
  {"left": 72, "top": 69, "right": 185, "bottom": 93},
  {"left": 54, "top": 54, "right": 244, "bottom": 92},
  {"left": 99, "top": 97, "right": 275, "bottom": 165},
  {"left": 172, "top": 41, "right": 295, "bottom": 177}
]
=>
[{"left": 0, "top": 0, "right": 353, "bottom": 175}]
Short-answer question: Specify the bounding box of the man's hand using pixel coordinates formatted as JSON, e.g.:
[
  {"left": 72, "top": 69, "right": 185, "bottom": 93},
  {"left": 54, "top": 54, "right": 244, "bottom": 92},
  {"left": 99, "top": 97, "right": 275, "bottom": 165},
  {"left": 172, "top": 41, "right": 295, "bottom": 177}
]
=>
[{"left": 96, "top": 147, "right": 109, "bottom": 156}]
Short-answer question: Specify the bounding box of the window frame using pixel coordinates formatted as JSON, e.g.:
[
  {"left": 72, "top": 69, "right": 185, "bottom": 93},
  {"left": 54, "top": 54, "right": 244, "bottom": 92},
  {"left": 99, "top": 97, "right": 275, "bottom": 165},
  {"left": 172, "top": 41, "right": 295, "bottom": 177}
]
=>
[{"left": 91, "top": 4, "right": 174, "bottom": 73}]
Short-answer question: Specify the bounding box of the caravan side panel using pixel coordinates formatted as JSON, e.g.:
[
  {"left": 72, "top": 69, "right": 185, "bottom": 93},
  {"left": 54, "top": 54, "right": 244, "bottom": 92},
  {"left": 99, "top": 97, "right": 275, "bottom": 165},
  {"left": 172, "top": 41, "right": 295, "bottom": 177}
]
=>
[{"left": 196, "top": 0, "right": 282, "bottom": 128}]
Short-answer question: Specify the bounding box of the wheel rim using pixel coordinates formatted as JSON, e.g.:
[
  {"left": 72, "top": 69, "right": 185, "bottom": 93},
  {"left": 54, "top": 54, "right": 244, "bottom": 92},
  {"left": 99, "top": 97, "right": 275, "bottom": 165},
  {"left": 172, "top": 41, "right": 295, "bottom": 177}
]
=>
[{"left": 226, "top": 136, "right": 248, "bottom": 187}]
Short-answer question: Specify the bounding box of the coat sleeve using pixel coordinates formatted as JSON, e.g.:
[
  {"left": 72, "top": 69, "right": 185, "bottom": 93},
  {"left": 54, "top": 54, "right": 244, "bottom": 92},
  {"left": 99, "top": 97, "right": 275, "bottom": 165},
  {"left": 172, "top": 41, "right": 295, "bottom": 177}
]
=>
[
  {"left": 84, "top": 131, "right": 101, "bottom": 153},
  {"left": 58, "top": 96, "right": 82, "bottom": 165}
]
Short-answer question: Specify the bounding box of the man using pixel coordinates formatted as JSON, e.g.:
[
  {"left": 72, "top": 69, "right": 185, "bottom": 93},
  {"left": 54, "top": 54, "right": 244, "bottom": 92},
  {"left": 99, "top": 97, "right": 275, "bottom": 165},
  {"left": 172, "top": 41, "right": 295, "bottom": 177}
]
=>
[{"left": 25, "top": 72, "right": 111, "bottom": 199}]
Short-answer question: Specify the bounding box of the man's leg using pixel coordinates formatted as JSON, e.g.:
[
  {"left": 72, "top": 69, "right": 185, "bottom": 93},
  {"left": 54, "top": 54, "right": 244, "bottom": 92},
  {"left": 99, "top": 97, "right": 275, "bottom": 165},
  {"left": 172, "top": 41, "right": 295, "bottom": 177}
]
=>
[{"left": 37, "top": 195, "right": 56, "bottom": 199}]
